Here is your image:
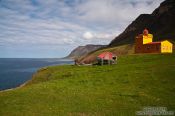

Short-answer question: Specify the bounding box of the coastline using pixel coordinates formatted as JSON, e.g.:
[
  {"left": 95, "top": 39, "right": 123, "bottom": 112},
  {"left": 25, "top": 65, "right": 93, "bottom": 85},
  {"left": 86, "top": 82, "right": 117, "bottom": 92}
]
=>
[
  {"left": 0, "top": 74, "right": 33, "bottom": 93},
  {"left": 0, "top": 63, "right": 73, "bottom": 93},
  {"left": 0, "top": 66, "right": 49, "bottom": 93},
  {"left": 0, "top": 58, "right": 74, "bottom": 93}
]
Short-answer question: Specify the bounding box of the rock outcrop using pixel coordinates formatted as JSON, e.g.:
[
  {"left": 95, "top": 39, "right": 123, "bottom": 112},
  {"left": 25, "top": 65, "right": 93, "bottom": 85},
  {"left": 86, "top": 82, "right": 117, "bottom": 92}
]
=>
[{"left": 67, "top": 44, "right": 106, "bottom": 59}]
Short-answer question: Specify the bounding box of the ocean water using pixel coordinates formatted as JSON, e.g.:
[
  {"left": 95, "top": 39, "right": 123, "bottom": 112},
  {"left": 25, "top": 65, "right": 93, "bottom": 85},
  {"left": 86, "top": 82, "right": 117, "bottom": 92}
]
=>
[{"left": 0, "top": 58, "right": 73, "bottom": 91}]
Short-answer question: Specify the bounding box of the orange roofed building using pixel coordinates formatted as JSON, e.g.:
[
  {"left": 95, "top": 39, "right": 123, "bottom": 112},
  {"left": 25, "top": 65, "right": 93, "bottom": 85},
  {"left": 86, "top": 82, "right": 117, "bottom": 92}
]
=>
[{"left": 135, "top": 29, "right": 173, "bottom": 54}]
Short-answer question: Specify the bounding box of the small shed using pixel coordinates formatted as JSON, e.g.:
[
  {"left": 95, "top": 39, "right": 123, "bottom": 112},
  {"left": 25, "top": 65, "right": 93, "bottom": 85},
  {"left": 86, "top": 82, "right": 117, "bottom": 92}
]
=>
[{"left": 97, "top": 52, "right": 116, "bottom": 65}]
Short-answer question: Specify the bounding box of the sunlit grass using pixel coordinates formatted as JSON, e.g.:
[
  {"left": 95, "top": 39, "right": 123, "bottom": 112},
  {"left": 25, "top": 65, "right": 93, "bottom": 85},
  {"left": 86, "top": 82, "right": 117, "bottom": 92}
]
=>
[{"left": 0, "top": 53, "right": 175, "bottom": 116}]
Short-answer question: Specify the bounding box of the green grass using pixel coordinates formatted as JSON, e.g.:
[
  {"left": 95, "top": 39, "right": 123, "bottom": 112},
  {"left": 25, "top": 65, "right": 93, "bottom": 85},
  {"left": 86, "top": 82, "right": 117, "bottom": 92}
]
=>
[
  {"left": 91, "top": 44, "right": 134, "bottom": 55},
  {"left": 0, "top": 54, "right": 175, "bottom": 116},
  {"left": 78, "top": 44, "right": 135, "bottom": 62}
]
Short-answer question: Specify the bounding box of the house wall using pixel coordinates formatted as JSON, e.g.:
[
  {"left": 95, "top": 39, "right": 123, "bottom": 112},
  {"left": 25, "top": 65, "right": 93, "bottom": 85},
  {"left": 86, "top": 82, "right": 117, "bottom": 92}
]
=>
[
  {"left": 143, "top": 44, "right": 161, "bottom": 53},
  {"left": 135, "top": 34, "right": 155, "bottom": 53},
  {"left": 161, "top": 40, "right": 173, "bottom": 53},
  {"left": 143, "top": 34, "right": 153, "bottom": 44},
  {"left": 135, "top": 35, "right": 144, "bottom": 53}
]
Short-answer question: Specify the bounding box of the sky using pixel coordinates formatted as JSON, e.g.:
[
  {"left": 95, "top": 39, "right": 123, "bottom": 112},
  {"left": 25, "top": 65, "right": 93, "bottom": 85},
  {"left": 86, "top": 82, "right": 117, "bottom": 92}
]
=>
[{"left": 0, "top": 0, "right": 164, "bottom": 58}]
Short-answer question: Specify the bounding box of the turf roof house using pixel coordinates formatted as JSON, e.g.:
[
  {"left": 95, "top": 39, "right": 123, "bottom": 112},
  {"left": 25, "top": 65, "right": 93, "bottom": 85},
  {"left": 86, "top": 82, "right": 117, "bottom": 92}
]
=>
[{"left": 135, "top": 29, "right": 173, "bottom": 54}]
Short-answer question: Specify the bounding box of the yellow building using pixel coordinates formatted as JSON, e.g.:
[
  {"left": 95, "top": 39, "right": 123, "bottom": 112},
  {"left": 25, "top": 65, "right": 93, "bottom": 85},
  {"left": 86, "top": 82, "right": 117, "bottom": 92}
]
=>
[
  {"left": 135, "top": 29, "right": 173, "bottom": 53},
  {"left": 161, "top": 40, "right": 173, "bottom": 53}
]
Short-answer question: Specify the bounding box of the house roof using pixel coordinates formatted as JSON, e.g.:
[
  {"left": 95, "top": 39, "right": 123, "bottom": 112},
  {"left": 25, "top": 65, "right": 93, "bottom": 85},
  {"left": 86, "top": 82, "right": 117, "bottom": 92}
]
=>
[
  {"left": 146, "top": 42, "right": 161, "bottom": 45},
  {"left": 98, "top": 52, "right": 115, "bottom": 60}
]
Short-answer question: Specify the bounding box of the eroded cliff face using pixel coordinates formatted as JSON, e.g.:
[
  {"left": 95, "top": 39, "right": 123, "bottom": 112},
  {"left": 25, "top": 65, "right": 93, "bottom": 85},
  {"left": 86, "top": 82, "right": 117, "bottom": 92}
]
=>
[
  {"left": 67, "top": 44, "right": 106, "bottom": 59},
  {"left": 109, "top": 0, "right": 175, "bottom": 47}
]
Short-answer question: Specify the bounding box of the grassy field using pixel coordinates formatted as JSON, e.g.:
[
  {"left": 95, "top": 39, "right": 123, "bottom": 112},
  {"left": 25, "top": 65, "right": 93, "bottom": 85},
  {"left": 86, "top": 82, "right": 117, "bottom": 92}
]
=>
[{"left": 0, "top": 53, "right": 175, "bottom": 116}]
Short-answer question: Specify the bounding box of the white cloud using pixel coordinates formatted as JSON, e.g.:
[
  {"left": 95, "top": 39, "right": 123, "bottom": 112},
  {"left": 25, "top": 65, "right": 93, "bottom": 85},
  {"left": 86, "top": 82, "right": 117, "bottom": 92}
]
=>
[
  {"left": 83, "top": 32, "right": 94, "bottom": 39},
  {"left": 0, "top": 0, "right": 164, "bottom": 57},
  {"left": 63, "top": 38, "right": 75, "bottom": 45},
  {"left": 74, "top": 0, "right": 163, "bottom": 26},
  {"left": 94, "top": 33, "right": 117, "bottom": 40}
]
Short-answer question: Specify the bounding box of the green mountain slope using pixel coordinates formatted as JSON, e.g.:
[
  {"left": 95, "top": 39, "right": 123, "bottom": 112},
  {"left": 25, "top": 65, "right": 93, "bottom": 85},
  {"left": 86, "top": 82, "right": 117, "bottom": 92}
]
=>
[
  {"left": 78, "top": 44, "right": 135, "bottom": 64},
  {"left": 0, "top": 54, "right": 175, "bottom": 116}
]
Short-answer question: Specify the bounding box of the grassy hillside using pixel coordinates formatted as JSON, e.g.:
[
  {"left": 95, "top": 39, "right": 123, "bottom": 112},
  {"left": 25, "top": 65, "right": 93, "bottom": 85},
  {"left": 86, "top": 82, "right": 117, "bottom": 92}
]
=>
[
  {"left": 79, "top": 44, "right": 135, "bottom": 64},
  {"left": 0, "top": 54, "right": 175, "bottom": 116}
]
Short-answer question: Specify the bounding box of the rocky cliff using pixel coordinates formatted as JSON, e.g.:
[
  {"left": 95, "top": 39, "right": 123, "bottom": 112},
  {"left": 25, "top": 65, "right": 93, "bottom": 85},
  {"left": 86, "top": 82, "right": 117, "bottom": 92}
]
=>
[{"left": 67, "top": 44, "right": 106, "bottom": 59}]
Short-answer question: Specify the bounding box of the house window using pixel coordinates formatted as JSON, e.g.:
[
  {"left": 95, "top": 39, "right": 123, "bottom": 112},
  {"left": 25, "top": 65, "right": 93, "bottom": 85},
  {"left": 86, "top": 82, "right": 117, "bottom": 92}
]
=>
[{"left": 147, "top": 46, "right": 150, "bottom": 50}]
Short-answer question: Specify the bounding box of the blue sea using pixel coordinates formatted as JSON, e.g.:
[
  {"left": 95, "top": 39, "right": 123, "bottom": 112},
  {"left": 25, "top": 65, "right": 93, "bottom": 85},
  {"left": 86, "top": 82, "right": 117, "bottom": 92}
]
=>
[{"left": 0, "top": 58, "right": 73, "bottom": 91}]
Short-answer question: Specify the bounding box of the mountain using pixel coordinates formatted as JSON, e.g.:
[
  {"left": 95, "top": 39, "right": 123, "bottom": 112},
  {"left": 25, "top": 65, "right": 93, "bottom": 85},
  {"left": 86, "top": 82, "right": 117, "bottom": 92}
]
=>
[
  {"left": 67, "top": 44, "right": 106, "bottom": 59},
  {"left": 109, "top": 0, "right": 175, "bottom": 46}
]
